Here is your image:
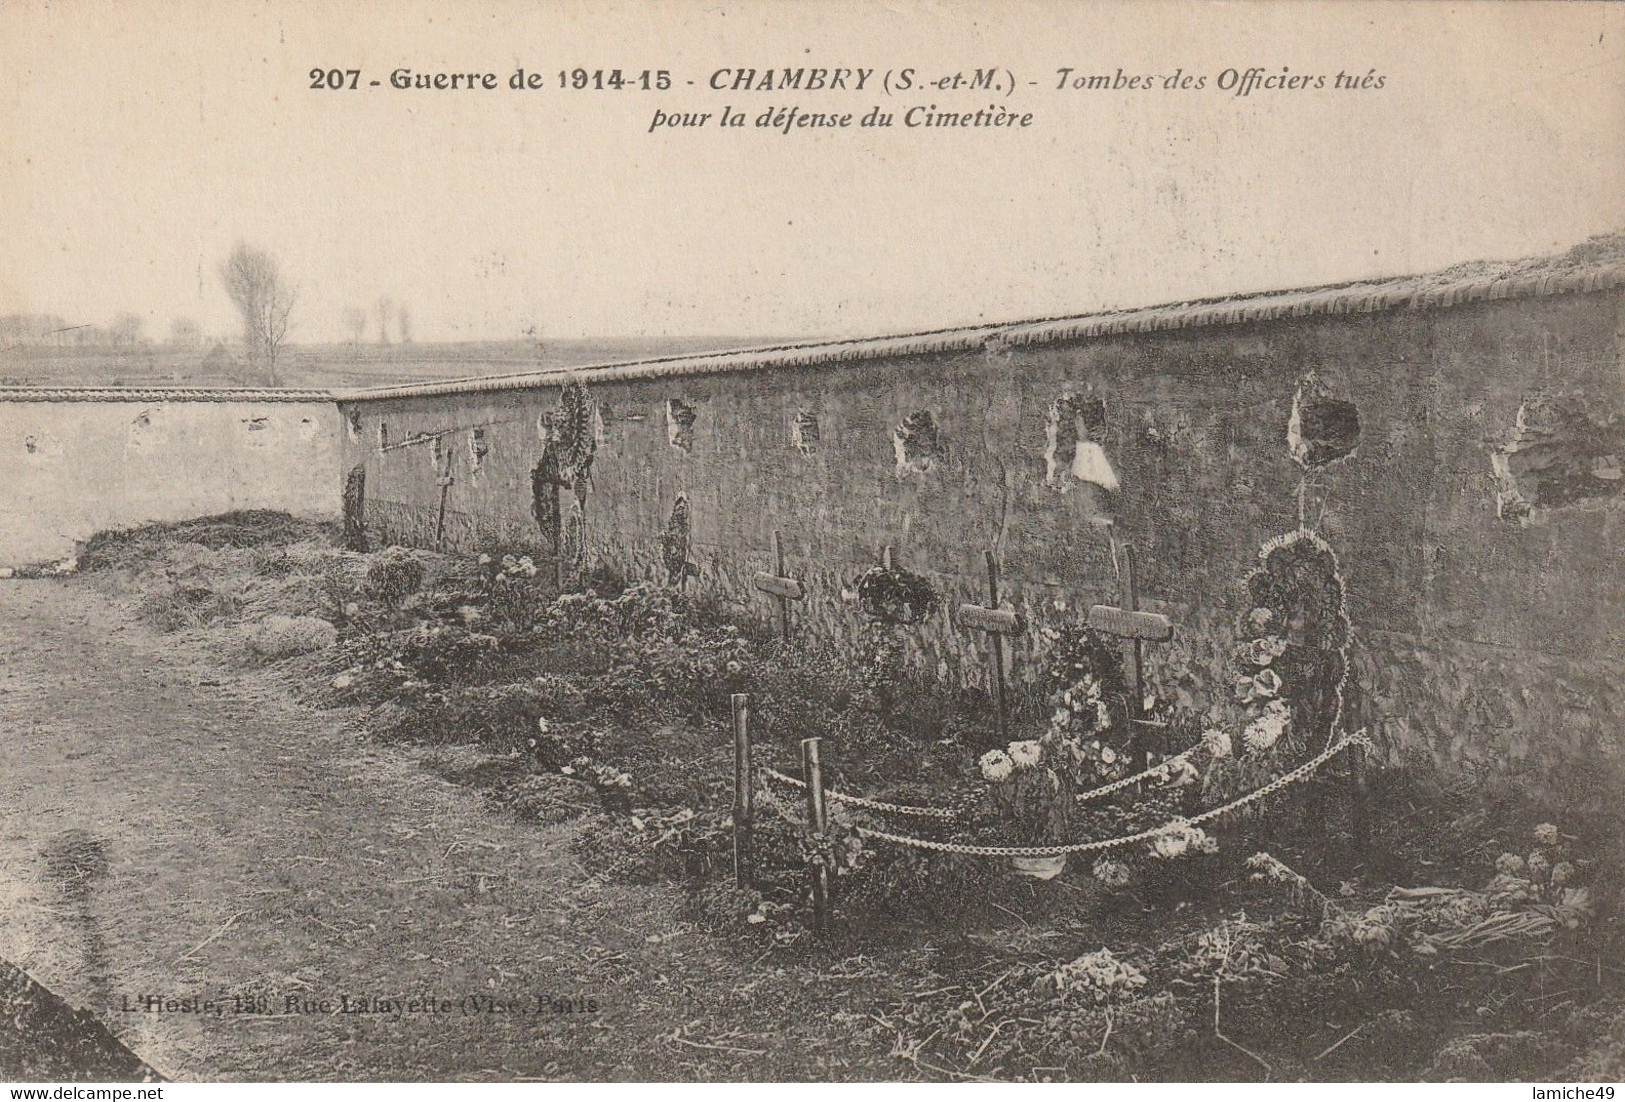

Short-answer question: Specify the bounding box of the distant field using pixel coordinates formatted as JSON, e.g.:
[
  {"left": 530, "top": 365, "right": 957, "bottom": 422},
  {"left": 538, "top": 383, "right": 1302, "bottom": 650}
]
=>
[{"left": 0, "top": 336, "right": 788, "bottom": 390}]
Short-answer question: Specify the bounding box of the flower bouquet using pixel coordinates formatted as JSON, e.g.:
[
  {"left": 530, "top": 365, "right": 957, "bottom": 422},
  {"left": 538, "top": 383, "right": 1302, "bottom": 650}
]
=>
[{"left": 976, "top": 739, "right": 1073, "bottom": 878}]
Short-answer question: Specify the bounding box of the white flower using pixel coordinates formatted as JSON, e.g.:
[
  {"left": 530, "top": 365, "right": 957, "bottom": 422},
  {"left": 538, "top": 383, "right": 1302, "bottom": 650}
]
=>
[
  {"left": 979, "top": 749, "right": 1014, "bottom": 783},
  {"left": 1526, "top": 852, "right": 1552, "bottom": 882},
  {"left": 1249, "top": 669, "right": 1283, "bottom": 700},
  {"left": 536, "top": 716, "right": 550, "bottom": 733},
  {"left": 1151, "top": 822, "right": 1214, "bottom": 859},
  {"left": 1246, "top": 607, "right": 1275, "bottom": 631},
  {"left": 1099, "top": 745, "right": 1117, "bottom": 765},
  {"left": 1236, "top": 634, "right": 1289, "bottom": 669},
  {"left": 1091, "top": 858, "right": 1133, "bottom": 888},
  {"left": 1201, "top": 728, "right": 1232, "bottom": 759},
  {"left": 1152, "top": 831, "right": 1189, "bottom": 859},
  {"left": 1243, "top": 699, "right": 1291, "bottom": 752},
  {"left": 1534, "top": 822, "right": 1560, "bottom": 846},
  {"left": 1007, "top": 740, "right": 1043, "bottom": 769},
  {"left": 1495, "top": 852, "right": 1526, "bottom": 876},
  {"left": 1550, "top": 861, "right": 1575, "bottom": 886},
  {"left": 1162, "top": 757, "right": 1200, "bottom": 787}
]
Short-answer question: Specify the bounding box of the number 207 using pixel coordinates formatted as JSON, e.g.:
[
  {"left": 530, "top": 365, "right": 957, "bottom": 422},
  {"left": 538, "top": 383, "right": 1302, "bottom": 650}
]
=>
[{"left": 309, "top": 68, "right": 361, "bottom": 90}]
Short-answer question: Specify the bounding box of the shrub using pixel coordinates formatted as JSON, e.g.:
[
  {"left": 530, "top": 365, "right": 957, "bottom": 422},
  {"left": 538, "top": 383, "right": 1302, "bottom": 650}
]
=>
[
  {"left": 836, "top": 845, "right": 1009, "bottom": 924},
  {"left": 362, "top": 547, "right": 426, "bottom": 605},
  {"left": 78, "top": 510, "right": 335, "bottom": 571},
  {"left": 365, "top": 683, "right": 592, "bottom": 764},
  {"left": 363, "top": 624, "right": 509, "bottom": 684},
  {"left": 504, "top": 772, "right": 600, "bottom": 826},
  {"left": 244, "top": 615, "right": 338, "bottom": 659},
  {"left": 136, "top": 583, "right": 239, "bottom": 631},
  {"left": 571, "top": 809, "right": 696, "bottom": 884}
]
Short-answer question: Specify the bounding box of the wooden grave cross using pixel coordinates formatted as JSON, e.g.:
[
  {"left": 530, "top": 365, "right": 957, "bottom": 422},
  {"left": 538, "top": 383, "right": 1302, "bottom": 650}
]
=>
[
  {"left": 1087, "top": 540, "right": 1177, "bottom": 769},
  {"left": 956, "top": 549, "right": 1023, "bottom": 740},
  {"left": 751, "top": 530, "right": 805, "bottom": 641}
]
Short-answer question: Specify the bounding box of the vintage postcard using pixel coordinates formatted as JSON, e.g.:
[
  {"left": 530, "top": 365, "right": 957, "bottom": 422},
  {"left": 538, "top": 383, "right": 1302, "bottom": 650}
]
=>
[{"left": 1, "top": 0, "right": 1623, "bottom": 1090}]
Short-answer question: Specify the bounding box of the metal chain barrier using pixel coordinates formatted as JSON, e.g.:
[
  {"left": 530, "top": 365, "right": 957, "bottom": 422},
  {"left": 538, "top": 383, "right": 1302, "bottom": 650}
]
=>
[
  {"left": 850, "top": 731, "right": 1371, "bottom": 859},
  {"left": 1072, "top": 748, "right": 1198, "bottom": 803},
  {"left": 764, "top": 743, "right": 1205, "bottom": 821},
  {"left": 762, "top": 767, "right": 959, "bottom": 819}
]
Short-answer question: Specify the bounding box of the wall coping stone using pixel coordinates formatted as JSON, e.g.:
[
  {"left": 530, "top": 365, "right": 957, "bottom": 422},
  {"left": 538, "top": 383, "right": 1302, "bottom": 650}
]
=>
[{"left": 335, "top": 262, "right": 1625, "bottom": 403}]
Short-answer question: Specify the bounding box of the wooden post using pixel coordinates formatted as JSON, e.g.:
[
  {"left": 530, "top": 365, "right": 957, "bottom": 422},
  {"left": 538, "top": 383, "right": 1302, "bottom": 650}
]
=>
[
  {"left": 732, "top": 693, "right": 753, "bottom": 888},
  {"left": 752, "top": 530, "right": 805, "bottom": 641},
  {"left": 1120, "top": 542, "right": 1143, "bottom": 713},
  {"left": 985, "top": 551, "right": 1009, "bottom": 740},
  {"left": 1351, "top": 720, "right": 1373, "bottom": 856},
  {"left": 434, "top": 464, "right": 454, "bottom": 551},
  {"left": 1091, "top": 538, "right": 1178, "bottom": 775},
  {"left": 802, "top": 736, "right": 830, "bottom": 931},
  {"left": 774, "top": 531, "right": 790, "bottom": 642},
  {"left": 956, "top": 549, "right": 1023, "bottom": 739}
]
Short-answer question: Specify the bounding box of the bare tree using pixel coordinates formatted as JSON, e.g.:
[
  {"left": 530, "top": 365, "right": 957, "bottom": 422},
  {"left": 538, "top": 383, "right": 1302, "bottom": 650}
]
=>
[
  {"left": 168, "top": 316, "right": 201, "bottom": 347},
  {"left": 341, "top": 307, "right": 368, "bottom": 345},
  {"left": 396, "top": 303, "right": 413, "bottom": 344},
  {"left": 376, "top": 295, "right": 393, "bottom": 344},
  {"left": 109, "top": 313, "right": 145, "bottom": 347},
  {"left": 219, "top": 242, "right": 296, "bottom": 386}
]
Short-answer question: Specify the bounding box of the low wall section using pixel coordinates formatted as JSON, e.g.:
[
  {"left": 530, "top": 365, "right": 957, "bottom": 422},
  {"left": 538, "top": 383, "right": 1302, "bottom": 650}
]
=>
[
  {"left": 336, "top": 268, "right": 1625, "bottom": 795},
  {"left": 0, "top": 390, "right": 342, "bottom": 564}
]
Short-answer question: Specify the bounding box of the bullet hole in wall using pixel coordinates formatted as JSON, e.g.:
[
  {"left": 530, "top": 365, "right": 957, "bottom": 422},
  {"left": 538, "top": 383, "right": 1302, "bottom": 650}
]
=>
[
  {"left": 667, "top": 398, "right": 698, "bottom": 451},
  {"left": 1045, "top": 393, "right": 1118, "bottom": 491},
  {"left": 244, "top": 416, "right": 269, "bottom": 432},
  {"left": 21, "top": 431, "right": 62, "bottom": 460},
  {"left": 346, "top": 408, "right": 363, "bottom": 439},
  {"left": 1491, "top": 394, "right": 1625, "bottom": 522},
  {"left": 792, "top": 410, "right": 820, "bottom": 456},
  {"left": 129, "top": 408, "right": 166, "bottom": 453},
  {"left": 469, "top": 427, "right": 490, "bottom": 472},
  {"left": 1288, "top": 375, "right": 1361, "bottom": 468},
  {"left": 892, "top": 410, "right": 944, "bottom": 474}
]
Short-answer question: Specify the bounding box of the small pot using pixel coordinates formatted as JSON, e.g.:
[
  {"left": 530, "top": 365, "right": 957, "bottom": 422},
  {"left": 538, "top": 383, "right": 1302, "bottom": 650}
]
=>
[{"left": 1010, "top": 853, "right": 1067, "bottom": 880}]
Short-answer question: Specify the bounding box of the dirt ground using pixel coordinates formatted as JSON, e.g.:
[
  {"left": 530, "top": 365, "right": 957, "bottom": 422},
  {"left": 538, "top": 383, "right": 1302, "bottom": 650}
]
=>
[{"left": 0, "top": 580, "right": 905, "bottom": 1081}]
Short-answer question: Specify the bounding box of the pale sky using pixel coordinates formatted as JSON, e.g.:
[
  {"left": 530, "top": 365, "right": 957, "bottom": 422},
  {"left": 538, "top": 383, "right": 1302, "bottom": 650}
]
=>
[{"left": 2, "top": 0, "right": 1622, "bottom": 343}]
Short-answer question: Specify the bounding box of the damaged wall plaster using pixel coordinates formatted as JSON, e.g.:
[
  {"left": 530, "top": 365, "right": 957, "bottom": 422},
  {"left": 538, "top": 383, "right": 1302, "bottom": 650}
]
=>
[
  {"left": 892, "top": 409, "right": 944, "bottom": 474},
  {"left": 1288, "top": 375, "right": 1362, "bottom": 468},
  {"left": 1491, "top": 395, "right": 1625, "bottom": 521},
  {"left": 1045, "top": 393, "right": 1119, "bottom": 492},
  {"left": 666, "top": 398, "right": 698, "bottom": 451}
]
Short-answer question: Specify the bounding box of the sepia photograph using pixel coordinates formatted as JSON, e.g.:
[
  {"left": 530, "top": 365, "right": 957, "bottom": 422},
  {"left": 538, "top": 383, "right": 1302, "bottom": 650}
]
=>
[{"left": 2, "top": 0, "right": 1623, "bottom": 1089}]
